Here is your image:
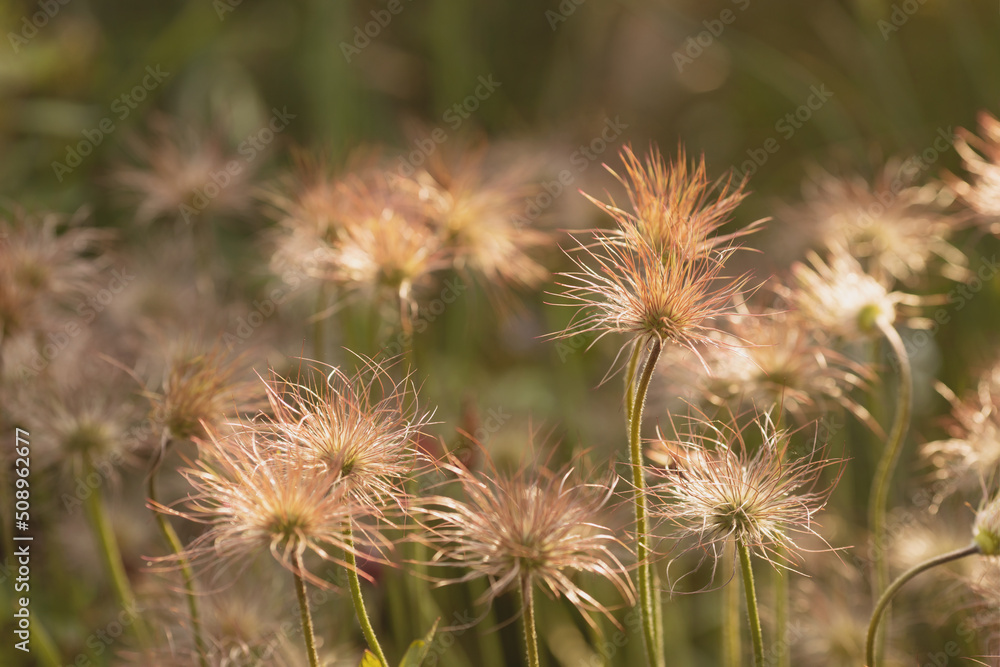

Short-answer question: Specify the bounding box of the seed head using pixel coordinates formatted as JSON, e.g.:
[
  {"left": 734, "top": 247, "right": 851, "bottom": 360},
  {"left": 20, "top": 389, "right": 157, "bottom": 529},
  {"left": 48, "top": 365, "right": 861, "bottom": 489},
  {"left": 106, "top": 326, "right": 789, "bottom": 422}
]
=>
[
  {"left": 648, "top": 413, "right": 842, "bottom": 571},
  {"left": 948, "top": 111, "right": 1000, "bottom": 229},
  {"left": 790, "top": 163, "right": 966, "bottom": 284},
  {"left": 416, "top": 451, "right": 635, "bottom": 622},
  {"left": 259, "top": 358, "right": 432, "bottom": 512},
  {"left": 589, "top": 145, "right": 763, "bottom": 261},
  {"left": 156, "top": 428, "right": 378, "bottom": 588},
  {"left": 788, "top": 247, "right": 902, "bottom": 340}
]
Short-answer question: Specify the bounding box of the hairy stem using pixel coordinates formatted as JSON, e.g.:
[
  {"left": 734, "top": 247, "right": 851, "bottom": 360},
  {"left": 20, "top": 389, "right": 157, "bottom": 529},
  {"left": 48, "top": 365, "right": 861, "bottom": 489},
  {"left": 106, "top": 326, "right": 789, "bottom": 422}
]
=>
[
  {"left": 344, "top": 521, "right": 389, "bottom": 667},
  {"left": 293, "top": 552, "right": 321, "bottom": 667},
  {"left": 723, "top": 540, "right": 741, "bottom": 667},
  {"left": 147, "top": 439, "right": 207, "bottom": 666},
  {"left": 520, "top": 573, "right": 540, "bottom": 667},
  {"left": 82, "top": 455, "right": 151, "bottom": 647},
  {"left": 737, "top": 538, "right": 765, "bottom": 667},
  {"left": 866, "top": 544, "right": 979, "bottom": 667},
  {"left": 629, "top": 337, "right": 663, "bottom": 667},
  {"left": 774, "top": 545, "right": 789, "bottom": 667},
  {"left": 868, "top": 319, "right": 912, "bottom": 660}
]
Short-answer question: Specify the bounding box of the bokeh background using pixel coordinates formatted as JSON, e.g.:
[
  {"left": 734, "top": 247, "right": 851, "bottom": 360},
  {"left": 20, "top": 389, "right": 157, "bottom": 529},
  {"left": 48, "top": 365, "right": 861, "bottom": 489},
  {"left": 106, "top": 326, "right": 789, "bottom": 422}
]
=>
[{"left": 2, "top": 0, "right": 1000, "bottom": 665}]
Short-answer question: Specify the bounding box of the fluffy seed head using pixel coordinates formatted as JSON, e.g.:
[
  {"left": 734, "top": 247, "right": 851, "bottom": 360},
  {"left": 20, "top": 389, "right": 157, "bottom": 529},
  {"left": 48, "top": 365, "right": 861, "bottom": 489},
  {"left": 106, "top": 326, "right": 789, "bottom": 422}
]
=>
[
  {"left": 788, "top": 247, "right": 901, "bottom": 339},
  {"left": 791, "top": 164, "right": 966, "bottom": 284},
  {"left": 589, "top": 145, "right": 762, "bottom": 261},
  {"left": 156, "top": 428, "right": 378, "bottom": 588},
  {"left": 948, "top": 111, "right": 1000, "bottom": 228},
  {"left": 551, "top": 232, "right": 749, "bottom": 358},
  {"left": 416, "top": 452, "right": 635, "bottom": 621},
  {"left": 259, "top": 358, "right": 431, "bottom": 511},
  {"left": 648, "top": 413, "right": 842, "bottom": 571}
]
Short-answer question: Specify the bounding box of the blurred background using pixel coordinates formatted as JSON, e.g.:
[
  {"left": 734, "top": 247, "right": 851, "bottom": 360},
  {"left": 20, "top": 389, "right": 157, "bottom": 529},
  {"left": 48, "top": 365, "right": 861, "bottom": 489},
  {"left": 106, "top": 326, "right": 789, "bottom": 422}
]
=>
[{"left": 2, "top": 0, "right": 1000, "bottom": 665}]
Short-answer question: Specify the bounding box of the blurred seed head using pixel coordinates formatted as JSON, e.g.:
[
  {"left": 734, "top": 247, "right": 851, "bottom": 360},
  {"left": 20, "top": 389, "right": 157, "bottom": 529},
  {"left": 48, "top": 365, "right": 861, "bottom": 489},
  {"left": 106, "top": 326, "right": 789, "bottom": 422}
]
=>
[
  {"left": 648, "top": 413, "right": 842, "bottom": 573},
  {"left": 416, "top": 449, "right": 635, "bottom": 623},
  {"left": 974, "top": 494, "right": 1000, "bottom": 556},
  {"left": 394, "top": 142, "right": 552, "bottom": 295},
  {"left": 0, "top": 206, "right": 112, "bottom": 340},
  {"left": 790, "top": 163, "right": 967, "bottom": 284},
  {"left": 923, "top": 367, "right": 1000, "bottom": 504},
  {"left": 949, "top": 111, "right": 1000, "bottom": 230},
  {"left": 111, "top": 115, "right": 254, "bottom": 225},
  {"left": 788, "top": 246, "right": 903, "bottom": 340}
]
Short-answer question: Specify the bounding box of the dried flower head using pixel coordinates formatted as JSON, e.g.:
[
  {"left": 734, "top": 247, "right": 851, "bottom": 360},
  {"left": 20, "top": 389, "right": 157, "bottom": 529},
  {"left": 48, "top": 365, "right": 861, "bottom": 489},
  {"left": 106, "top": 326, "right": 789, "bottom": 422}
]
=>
[
  {"left": 589, "top": 145, "right": 762, "bottom": 261},
  {"left": 923, "top": 367, "right": 1000, "bottom": 503},
  {"left": 948, "top": 111, "right": 1000, "bottom": 229},
  {"left": 395, "top": 145, "right": 551, "bottom": 293},
  {"left": 156, "top": 428, "right": 380, "bottom": 588},
  {"left": 667, "top": 305, "right": 878, "bottom": 431},
  {"left": 787, "top": 246, "right": 909, "bottom": 340},
  {"left": 648, "top": 413, "right": 842, "bottom": 572},
  {"left": 0, "top": 207, "right": 111, "bottom": 339},
  {"left": 112, "top": 116, "right": 253, "bottom": 225},
  {"left": 791, "top": 163, "right": 966, "bottom": 284},
  {"left": 260, "top": 358, "right": 431, "bottom": 511},
  {"left": 145, "top": 341, "right": 263, "bottom": 443},
  {"left": 551, "top": 231, "right": 749, "bottom": 361},
  {"left": 324, "top": 173, "right": 446, "bottom": 322},
  {"left": 417, "top": 451, "right": 635, "bottom": 622}
]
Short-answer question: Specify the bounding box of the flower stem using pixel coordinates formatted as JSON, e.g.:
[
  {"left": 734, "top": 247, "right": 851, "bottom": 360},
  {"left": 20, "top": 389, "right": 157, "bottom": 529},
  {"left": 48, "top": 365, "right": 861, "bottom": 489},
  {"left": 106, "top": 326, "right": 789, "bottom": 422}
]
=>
[
  {"left": 82, "top": 455, "right": 151, "bottom": 648},
  {"left": 293, "top": 552, "right": 321, "bottom": 667},
  {"left": 147, "top": 439, "right": 207, "bottom": 666},
  {"left": 865, "top": 544, "right": 979, "bottom": 667},
  {"left": 519, "top": 573, "right": 540, "bottom": 667},
  {"left": 314, "top": 284, "right": 327, "bottom": 363},
  {"left": 773, "top": 545, "right": 789, "bottom": 667},
  {"left": 723, "top": 540, "right": 741, "bottom": 667},
  {"left": 868, "top": 319, "right": 912, "bottom": 660},
  {"left": 624, "top": 339, "right": 642, "bottom": 427},
  {"left": 736, "top": 537, "right": 765, "bottom": 667},
  {"left": 344, "top": 520, "right": 389, "bottom": 667},
  {"left": 629, "top": 337, "right": 663, "bottom": 667}
]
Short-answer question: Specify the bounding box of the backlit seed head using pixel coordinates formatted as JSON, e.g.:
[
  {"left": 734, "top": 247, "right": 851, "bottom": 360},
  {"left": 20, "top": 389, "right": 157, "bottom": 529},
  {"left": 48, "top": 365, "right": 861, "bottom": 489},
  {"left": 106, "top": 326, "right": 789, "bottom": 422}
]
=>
[
  {"left": 259, "top": 358, "right": 432, "bottom": 512},
  {"left": 156, "top": 428, "right": 381, "bottom": 588},
  {"left": 948, "top": 111, "right": 1000, "bottom": 228},
  {"left": 588, "top": 145, "right": 763, "bottom": 262},
  {"left": 416, "top": 450, "right": 635, "bottom": 623},
  {"left": 788, "top": 247, "right": 901, "bottom": 340},
  {"left": 648, "top": 413, "right": 842, "bottom": 571},
  {"left": 790, "top": 163, "right": 966, "bottom": 284}
]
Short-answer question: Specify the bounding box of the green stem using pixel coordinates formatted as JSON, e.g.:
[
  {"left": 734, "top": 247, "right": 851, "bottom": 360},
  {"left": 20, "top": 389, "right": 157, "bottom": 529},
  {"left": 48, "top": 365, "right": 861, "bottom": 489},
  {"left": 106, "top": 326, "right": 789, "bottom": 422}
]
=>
[
  {"left": 628, "top": 337, "right": 663, "bottom": 667},
  {"left": 624, "top": 339, "right": 642, "bottom": 430},
  {"left": 868, "top": 319, "right": 912, "bottom": 661},
  {"left": 147, "top": 439, "right": 207, "bottom": 666},
  {"left": 774, "top": 545, "right": 789, "bottom": 667},
  {"left": 723, "top": 540, "right": 741, "bottom": 667},
  {"left": 314, "top": 284, "right": 327, "bottom": 363},
  {"left": 736, "top": 538, "right": 765, "bottom": 667},
  {"left": 344, "top": 520, "right": 389, "bottom": 667},
  {"left": 865, "top": 544, "right": 979, "bottom": 667},
  {"left": 81, "top": 455, "right": 151, "bottom": 648},
  {"left": 293, "top": 552, "right": 321, "bottom": 667},
  {"left": 519, "top": 573, "right": 540, "bottom": 667},
  {"left": 30, "top": 615, "right": 62, "bottom": 667}
]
